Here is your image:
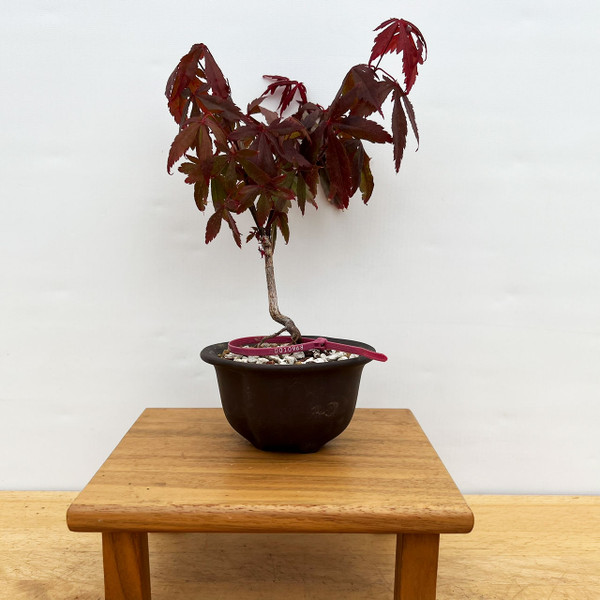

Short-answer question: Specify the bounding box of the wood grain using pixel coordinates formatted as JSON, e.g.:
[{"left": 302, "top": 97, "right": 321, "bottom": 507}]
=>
[
  {"left": 1, "top": 492, "right": 599, "bottom": 599},
  {"left": 67, "top": 408, "right": 473, "bottom": 534},
  {"left": 102, "top": 532, "right": 151, "bottom": 600},
  {"left": 394, "top": 534, "right": 440, "bottom": 599}
]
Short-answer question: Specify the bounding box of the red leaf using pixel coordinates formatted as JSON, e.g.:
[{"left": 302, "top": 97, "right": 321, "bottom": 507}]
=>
[
  {"left": 205, "top": 209, "right": 222, "bottom": 244},
  {"left": 401, "top": 92, "right": 419, "bottom": 148},
  {"left": 262, "top": 75, "right": 308, "bottom": 114},
  {"left": 267, "top": 116, "right": 307, "bottom": 138},
  {"left": 345, "top": 139, "right": 363, "bottom": 199},
  {"left": 369, "top": 18, "right": 427, "bottom": 93},
  {"left": 166, "top": 44, "right": 206, "bottom": 123},
  {"left": 167, "top": 119, "right": 202, "bottom": 173},
  {"left": 302, "top": 166, "right": 320, "bottom": 201},
  {"left": 179, "top": 154, "right": 214, "bottom": 187},
  {"left": 391, "top": 87, "right": 408, "bottom": 171},
  {"left": 203, "top": 48, "right": 230, "bottom": 99},
  {"left": 334, "top": 65, "right": 385, "bottom": 117},
  {"left": 196, "top": 94, "right": 244, "bottom": 123},
  {"left": 166, "top": 44, "right": 232, "bottom": 124},
  {"left": 258, "top": 106, "right": 280, "bottom": 124},
  {"left": 325, "top": 131, "right": 352, "bottom": 209},
  {"left": 223, "top": 210, "right": 241, "bottom": 247},
  {"left": 203, "top": 115, "right": 229, "bottom": 146},
  {"left": 196, "top": 123, "right": 212, "bottom": 164},
  {"left": 255, "top": 133, "right": 277, "bottom": 175},
  {"left": 279, "top": 139, "right": 312, "bottom": 169},
  {"left": 335, "top": 116, "right": 393, "bottom": 144}
]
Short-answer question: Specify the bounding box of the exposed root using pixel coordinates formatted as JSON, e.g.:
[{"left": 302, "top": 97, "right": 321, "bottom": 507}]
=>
[{"left": 258, "top": 327, "right": 288, "bottom": 346}]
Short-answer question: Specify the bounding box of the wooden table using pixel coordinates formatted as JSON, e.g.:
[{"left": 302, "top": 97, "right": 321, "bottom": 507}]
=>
[{"left": 67, "top": 408, "right": 473, "bottom": 599}]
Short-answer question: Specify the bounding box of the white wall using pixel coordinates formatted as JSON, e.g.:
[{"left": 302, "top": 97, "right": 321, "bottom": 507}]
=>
[{"left": 1, "top": 0, "right": 599, "bottom": 493}]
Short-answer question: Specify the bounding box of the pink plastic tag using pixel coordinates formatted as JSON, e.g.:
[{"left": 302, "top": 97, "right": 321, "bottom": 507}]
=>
[{"left": 228, "top": 336, "right": 387, "bottom": 362}]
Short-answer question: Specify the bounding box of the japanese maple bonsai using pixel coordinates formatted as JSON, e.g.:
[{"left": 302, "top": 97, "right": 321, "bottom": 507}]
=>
[
  {"left": 165, "top": 18, "right": 427, "bottom": 451},
  {"left": 166, "top": 18, "right": 426, "bottom": 344}
]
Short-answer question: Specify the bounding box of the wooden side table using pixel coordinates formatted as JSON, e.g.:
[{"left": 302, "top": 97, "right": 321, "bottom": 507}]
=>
[{"left": 67, "top": 408, "right": 473, "bottom": 599}]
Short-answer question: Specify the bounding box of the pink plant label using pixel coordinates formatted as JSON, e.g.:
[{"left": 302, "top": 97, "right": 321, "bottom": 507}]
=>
[{"left": 228, "top": 336, "right": 387, "bottom": 362}]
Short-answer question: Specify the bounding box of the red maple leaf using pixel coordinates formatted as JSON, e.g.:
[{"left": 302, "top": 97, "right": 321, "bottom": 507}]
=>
[
  {"left": 262, "top": 75, "right": 308, "bottom": 114},
  {"left": 165, "top": 44, "right": 230, "bottom": 123},
  {"left": 369, "top": 18, "right": 427, "bottom": 93}
]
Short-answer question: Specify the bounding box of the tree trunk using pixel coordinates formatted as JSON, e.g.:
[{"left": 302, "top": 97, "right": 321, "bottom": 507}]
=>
[{"left": 261, "top": 234, "right": 301, "bottom": 343}]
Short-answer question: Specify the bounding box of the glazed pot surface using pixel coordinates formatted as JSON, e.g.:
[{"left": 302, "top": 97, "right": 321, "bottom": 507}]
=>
[{"left": 201, "top": 336, "right": 374, "bottom": 452}]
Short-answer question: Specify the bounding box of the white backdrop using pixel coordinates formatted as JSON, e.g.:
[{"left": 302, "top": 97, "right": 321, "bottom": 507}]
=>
[{"left": 1, "top": 0, "right": 599, "bottom": 493}]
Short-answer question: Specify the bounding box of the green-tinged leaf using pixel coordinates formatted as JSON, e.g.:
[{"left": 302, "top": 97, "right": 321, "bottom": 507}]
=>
[
  {"left": 360, "top": 152, "right": 374, "bottom": 203},
  {"left": 273, "top": 212, "right": 290, "bottom": 244},
  {"left": 222, "top": 157, "right": 238, "bottom": 194},
  {"left": 211, "top": 155, "right": 228, "bottom": 176},
  {"left": 336, "top": 116, "right": 393, "bottom": 144},
  {"left": 267, "top": 116, "right": 307, "bottom": 138},
  {"left": 211, "top": 176, "right": 226, "bottom": 209},
  {"left": 273, "top": 195, "right": 292, "bottom": 213},
  {"left": 295, "top": 174, "right": 307, "bottom": 214},
  {"left": 391, "top": 88, "right": 408, "bottom": 171},
  {"left": 256, "top": 195, "right": 272, "bottom": 226},
  {"left": 194, "top": 179, "right": 209, "bottom": 211},
  {"left": 167, "top": 119, "right": 202, "bottom": 173},
  {"left": 238, "top": 156, "right": 273, "bottom": 186},
  {"left": 236, "top": 184, "right": 261, "bottom": 212},
  {"left": 205, "top": 208, "right": 222, "bottom": 244}
]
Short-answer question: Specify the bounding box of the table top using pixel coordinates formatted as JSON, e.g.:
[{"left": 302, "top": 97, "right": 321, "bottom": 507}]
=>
[{"left": 67, "top": 408, "right": 473, "bottom": 535}]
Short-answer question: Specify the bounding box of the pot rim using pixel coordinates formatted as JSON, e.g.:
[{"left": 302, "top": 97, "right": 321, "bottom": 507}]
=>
[{"left": 200, "top": 335, "right": 375, "bottom": 370}]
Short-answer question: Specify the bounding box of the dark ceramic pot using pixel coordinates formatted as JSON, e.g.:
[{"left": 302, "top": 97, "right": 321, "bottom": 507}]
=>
[{"left": 200, "top": 336, "right": 374, "bottom": 453}]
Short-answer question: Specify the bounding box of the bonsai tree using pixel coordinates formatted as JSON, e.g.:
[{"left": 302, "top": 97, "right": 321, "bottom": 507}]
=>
[{"left": 166, "top": 18, "right": 427, "bottom": 343}]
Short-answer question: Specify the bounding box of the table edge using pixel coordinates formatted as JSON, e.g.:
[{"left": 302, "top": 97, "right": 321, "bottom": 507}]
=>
[{"left": 67, "top": 501, "right": 474, "bottom": 535}]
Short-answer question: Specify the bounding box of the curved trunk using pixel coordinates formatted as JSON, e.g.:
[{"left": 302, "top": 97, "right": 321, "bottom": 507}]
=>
[{"left": 261, "top": 234, "right": 301, "bottom": 343}]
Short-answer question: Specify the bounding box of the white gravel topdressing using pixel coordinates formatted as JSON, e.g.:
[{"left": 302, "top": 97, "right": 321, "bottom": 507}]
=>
[{"left": 220, "top": 347, "right": 360, "bottom": 365}]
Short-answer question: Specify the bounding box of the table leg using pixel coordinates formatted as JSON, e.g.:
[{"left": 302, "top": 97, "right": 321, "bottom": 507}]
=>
[
  {"left": 102, "top": 532, "right": 151, "bottom": 600},
  {"left": 393, "top": 533, "right": 440, "bottom": 600}
]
